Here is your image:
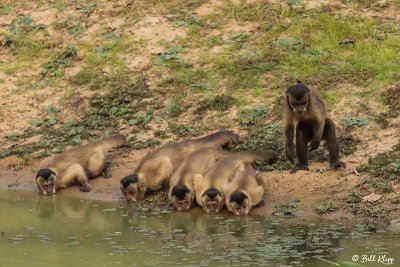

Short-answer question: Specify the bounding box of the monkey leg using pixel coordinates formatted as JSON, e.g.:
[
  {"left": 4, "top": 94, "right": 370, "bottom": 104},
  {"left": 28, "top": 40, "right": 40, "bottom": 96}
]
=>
[
  {"left": 323, "top": 118, "right": 346, "bottom": 169},
  {"left": 86, "top": 150, "right": 108, "bottom": 178},
  {"left": 291, "top": 121, "right": 313, "bottom": 173},
  {"left": 61, "top": 164, "right": 92, "bottom": 192}
]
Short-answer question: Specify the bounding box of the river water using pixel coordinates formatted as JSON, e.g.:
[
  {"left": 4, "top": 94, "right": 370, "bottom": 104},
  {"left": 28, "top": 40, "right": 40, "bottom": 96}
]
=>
[{"left": 0, "top": 190, "right": 398, "bottom": 266}]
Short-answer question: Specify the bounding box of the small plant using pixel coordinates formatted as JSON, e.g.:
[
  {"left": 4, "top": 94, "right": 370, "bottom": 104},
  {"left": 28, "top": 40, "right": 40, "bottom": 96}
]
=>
[
  {"left": 345, "top": 190, "right": 362, "bottom": 204},
  {"left": 340, "top": 117, "right": 369, "bottom": 127},
  {"left": 272, "top": 200, "right": 298, "bottom": 215},
  {"left": 197, "top": 95, "right": 236, "bottom": 114},
  {"left": 338, "top": 135, "right": 360, "bottom": 155},
  {"left": 68, "top": 23, "right": 85, "bottom": 38},
  {"left": 171, "top": 17, "right": 197, "bottom": 28},
  {"left": 235, "top": 105, "right": 268, "bottom": 125},
  {"left": 315, "top": 201, "right": 337, "bottom": 214},
  {"left": 155, "top": 46, "right": 183, "bottom": 65},
  {"left": 38, "top": 44, "right": 77, "bottom": 84}
]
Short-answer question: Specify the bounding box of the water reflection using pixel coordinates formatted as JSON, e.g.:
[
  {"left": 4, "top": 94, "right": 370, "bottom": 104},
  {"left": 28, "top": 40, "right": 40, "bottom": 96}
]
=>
[{"left": 0, "top": 190, "right": 399, "bottom": 267}]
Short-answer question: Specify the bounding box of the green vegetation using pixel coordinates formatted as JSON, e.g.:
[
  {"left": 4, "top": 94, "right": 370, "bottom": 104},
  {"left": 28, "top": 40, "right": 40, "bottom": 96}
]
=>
[
  {"left": 272, "top": 200, "right": 298, "bottom": 216},
  {"left": 315, "top": 201, "right": 338, "bottom": 214}
]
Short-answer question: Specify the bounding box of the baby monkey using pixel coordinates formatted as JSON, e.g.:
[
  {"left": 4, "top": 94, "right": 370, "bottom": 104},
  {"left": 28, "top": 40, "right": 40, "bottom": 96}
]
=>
[
  {"left": 284, "top": 81, "right": 345, "bottom": 173},
  {"left": 169, "top": 147, "right": 230, "bottom": 211},
  {"left": 194, "top": 150, "right": 277, "bottom": 214},
  {"left": 120, "top": 131, "right": 239, "bottom": 202},
  {"left": 35, "top": 134, "right": 126, "bottom": 195},
  {"left": 223, "top": 165, "right": 265, "bottom": 216}
]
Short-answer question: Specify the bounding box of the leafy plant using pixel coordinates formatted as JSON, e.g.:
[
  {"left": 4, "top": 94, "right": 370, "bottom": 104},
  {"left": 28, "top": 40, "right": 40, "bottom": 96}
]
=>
[
  {"left": 315, "top": 201, "right": 337, "bottom": 214},
  {"left": 155, "top": 46, "right": 183, "bottom": 64},
  {"left": 236, "top": 105, "right": 268, "bottom": 125},
  {"left": 340, "top": 117, "right": 369, "bottom": 127}
]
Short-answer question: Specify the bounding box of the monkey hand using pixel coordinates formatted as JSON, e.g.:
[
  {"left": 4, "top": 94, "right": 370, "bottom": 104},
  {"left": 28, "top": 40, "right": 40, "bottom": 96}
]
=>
[
  {"left": 309, "top": 139, "right": 320, "bottom": 150},
  {"left": 285, "top": 143, "right": 295, "bottom": 163},
  {"left": 80, "top": 183, "right": 92, "bottom": 192}
]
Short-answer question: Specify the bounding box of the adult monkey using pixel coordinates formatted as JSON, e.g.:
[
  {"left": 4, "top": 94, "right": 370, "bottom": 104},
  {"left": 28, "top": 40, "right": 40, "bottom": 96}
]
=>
[{"left": 284, "top": 81, "right": 345, "bottom": 173}]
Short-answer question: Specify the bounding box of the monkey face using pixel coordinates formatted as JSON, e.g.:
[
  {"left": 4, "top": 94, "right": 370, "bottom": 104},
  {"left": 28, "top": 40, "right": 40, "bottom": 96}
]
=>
[
  {"left": 201, "top": 188, "right": 224, "bottom": 214},
  {"left": 35, "top": 169, "right": 57, "bottom": 195},
  {"left": 287, "top": 93, "right": 309, "bottom": 115},
  {"left": 120, "top": 174, "right": 147, "bottom": 202},
  {"left": 228, "top": 190, "right": 250, "bottom": 216},
  {"left": 170, "top": 184, "right": 194, "bottom": 211},
  {"left": 230, "top": 199, "right": 250, "bottom": 216},
  {"left": 286, "top": 83, "right": 310, "bottom": 116}
]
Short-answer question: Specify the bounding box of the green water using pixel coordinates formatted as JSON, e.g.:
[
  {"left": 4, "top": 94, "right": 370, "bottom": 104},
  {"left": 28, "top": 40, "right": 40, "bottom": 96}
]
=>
[{"left": 0, "top": 190, "right": 398, "bottom": 267}]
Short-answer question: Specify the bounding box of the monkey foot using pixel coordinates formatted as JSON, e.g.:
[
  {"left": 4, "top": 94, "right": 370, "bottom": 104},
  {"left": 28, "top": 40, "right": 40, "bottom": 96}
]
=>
[
  {"left": 331, "top": 161, "right": 346, "bottom": 169},
  {"left": 80, "top": 183, "right": 92, "bottom": 192},
  {"left": 102, "top": 164, "right": 112, "bottom": 179},
  {"left": 290, "top": 165, "right": 309, "bottom": 174}
]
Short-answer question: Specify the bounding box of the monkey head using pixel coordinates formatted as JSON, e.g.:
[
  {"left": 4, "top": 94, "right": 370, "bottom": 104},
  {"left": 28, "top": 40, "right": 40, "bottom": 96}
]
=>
[
  {"left": 286, "top": 83, "right": 310, "bottom": 116},
  {"left": 35, "top": 168, "right": 57, "bottom": 195},
  {"left": 120, "top": 173, "right": 147, "bottom": 202},
  {"left": 227, "top": 190, "right": 250, "bottom": 216},
  {"left": 201, "top": 188, "right": 224, "bottom": 214},
  {"left": 169, "top": 183, "right": 194, "bottom": 211}
]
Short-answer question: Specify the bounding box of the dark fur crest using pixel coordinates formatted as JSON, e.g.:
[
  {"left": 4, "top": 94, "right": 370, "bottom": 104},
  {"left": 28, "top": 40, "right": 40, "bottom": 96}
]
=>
[
  {"left": 120, "top": 174, "right": 138, "bottom": 188},
  {"left": 203, "top": 187, "right": 221, "bottom": 199},
  {"left": 230, "top": 190, "right": 248, "bottom": 205},
  {"left": 36, "top": 169, "right": 55, "bottom": 180},
  {"left": 171, "top": 183, "right": 189, "bottom": 199},
  {"left": 287, "top": 83, "right": 309, "bottom": 101}
]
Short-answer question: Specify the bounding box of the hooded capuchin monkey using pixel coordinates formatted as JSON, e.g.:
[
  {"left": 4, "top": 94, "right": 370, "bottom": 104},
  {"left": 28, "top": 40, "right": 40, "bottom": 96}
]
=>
[
  {"left": 284, "top": 81, "right": 346, "bottom": 173},
  {"left": 223, "top": 164, "right": 265, "bottom": 216},
  {"left": 168, "top": 147, "right": 230, "bottom": 211},
  {"left": 120, "top": 131, "right": 239, "bottom": 202},
  {"left": 34, "top": 134, "right": 126, "bottom": 195},
  {"left": 194, "top": 150, "right": 277, "bottom": 214}
]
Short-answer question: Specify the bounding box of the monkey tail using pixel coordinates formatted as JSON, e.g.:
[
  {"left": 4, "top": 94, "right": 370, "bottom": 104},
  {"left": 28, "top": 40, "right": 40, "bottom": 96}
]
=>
[
  {"left": 97, "top": 134, "right": 126, "bottom": 152},
  {"left": 195, "top": 131, "right": 239, "bottom": 147},
  {"left": 238, "top": 150, "right": 277, "bottom": 164}
]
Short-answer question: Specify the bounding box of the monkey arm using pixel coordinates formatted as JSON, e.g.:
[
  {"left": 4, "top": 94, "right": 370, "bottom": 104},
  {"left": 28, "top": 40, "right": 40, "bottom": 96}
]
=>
[
  {"left": 283, "top": 110, "right": 295, "bottom": 162},
  {"left": 58, "top": 164, "right": 92, "bottom": 192}
]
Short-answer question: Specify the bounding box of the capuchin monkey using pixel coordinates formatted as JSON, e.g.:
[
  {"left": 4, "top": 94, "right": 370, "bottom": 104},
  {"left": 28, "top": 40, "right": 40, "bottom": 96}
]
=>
[
  {"left": 34, "top": 134, "right": 126, "bottom": 195},
  {"left": 120, "top": 131, "right": 239, "bottom": 202},
  {"left": 223, "top": 165, "right": 265, "bottom": 216},
  {"left": 194, "top": 150, "right": 277, "bottom": 214},
  {"left": 284, "top": 81, "right": 346, "bottom": 173},
  {"left": 168, "top": 147, "right": 230, "bottom": 211}
]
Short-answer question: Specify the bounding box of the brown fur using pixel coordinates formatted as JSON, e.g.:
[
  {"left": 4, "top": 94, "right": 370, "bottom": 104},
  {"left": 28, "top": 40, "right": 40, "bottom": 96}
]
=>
[
  {"left": 168, "top": 147, "right": 230, "bottom": 211},
  {"left": 120, "top": 131, "right": 239, "bottom": 202},
  {"left": 194, "top": 150, "right": 277, "bottom": 214},
  {"left": 284, "top": 82, "right": 345, "bottom": 172},
  {"left": 35, "top": 134, "right": 126, "bottom": 195}
]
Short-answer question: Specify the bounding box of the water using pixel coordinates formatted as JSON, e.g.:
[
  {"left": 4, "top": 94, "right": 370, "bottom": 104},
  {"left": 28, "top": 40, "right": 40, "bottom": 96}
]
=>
[{"left": 0, "top": 190, "right": 398, "bottom": 267}]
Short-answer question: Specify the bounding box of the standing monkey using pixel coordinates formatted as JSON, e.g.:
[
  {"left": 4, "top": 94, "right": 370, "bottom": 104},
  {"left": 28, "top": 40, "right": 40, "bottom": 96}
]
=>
[
  {"left": 34, "top": 134, "right": 126, "bottom": 195},
  {"left": 283, "top": 81, "right": 345, "bottom": 173}
]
